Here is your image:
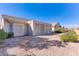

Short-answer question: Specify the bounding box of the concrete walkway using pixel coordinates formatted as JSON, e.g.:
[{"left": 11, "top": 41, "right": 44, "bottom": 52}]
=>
[{"left": 0, "top": 34, "right": 79, "bottom": 56}]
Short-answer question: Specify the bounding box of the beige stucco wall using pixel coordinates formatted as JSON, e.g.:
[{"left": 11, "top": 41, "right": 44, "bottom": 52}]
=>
[
  {"left": 26, "top": 21, "right": 33, "bottom": 35},
  {"left": 3, "top": 21, "right": 11, "bottom": 33},
  {"left": 0, "top": 15, "right": 4, "bottom": 29},
  {"left": 0, "top": 15, "right": 2, "bottom": 29}
]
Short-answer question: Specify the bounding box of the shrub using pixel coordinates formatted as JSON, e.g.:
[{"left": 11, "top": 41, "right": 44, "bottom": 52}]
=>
[
  {"left": 55, "top": 28, "right": 61, "bottom": 33},
  {"left": 7, "top": 32, "right": 14, "bottom": 38},
  {"left": 54, "top": 25, "right": 68, "bottom": 33},
  {"left": 55, "top": 27, "right": 66, "bottom": 33},
  {"left": 60, "top": 31, "right": 78, "bottom": 42},
  {"left": 0, "top": 29, "right": 8, "bottom": 40}
]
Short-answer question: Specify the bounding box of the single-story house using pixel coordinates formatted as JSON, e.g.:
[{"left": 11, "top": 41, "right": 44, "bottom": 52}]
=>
[{"left": 0, "top": 14, "right": 58, "bottom": 36}]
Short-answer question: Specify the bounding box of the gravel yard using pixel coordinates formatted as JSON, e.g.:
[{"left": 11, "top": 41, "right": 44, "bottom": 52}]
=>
[{"left": 0, "top": 34, "right": 79, "bottom": 56}]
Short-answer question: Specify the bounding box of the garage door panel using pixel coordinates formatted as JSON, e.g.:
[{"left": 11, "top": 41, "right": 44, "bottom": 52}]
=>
[{"left": 13, "top": 23, "right": 25, "bottom": 36}]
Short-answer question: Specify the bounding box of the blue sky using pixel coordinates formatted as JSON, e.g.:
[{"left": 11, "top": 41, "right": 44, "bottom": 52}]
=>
[{"left": 0, "top": 3, "right": 79, "bottom": 28}]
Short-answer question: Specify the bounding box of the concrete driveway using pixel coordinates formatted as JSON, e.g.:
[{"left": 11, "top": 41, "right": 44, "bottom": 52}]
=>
[{"left": 0, "top": 34, "right": 79, "bottom": 56}]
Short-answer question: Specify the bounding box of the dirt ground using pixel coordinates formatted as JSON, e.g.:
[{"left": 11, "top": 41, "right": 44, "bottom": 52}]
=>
[{"left": 0, "top": 34, "right": 79, "bottom": 56}]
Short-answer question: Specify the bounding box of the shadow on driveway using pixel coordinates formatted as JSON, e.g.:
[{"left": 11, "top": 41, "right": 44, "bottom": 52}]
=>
[
  {"left": 19, "top": 36, "right": 68, "bottom": 50},
  {"left": 0, "top": 36, "right": 68, "bottom": 56}
]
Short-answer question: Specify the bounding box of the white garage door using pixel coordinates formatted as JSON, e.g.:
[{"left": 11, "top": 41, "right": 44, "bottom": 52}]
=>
[{"left": 13, "top": 23, "right": 25, "bottom": 36}]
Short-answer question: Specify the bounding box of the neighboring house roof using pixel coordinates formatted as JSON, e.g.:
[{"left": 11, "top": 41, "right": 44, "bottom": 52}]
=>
[{"left": 51, "top": 22, "right": 59, "bottom": 27}]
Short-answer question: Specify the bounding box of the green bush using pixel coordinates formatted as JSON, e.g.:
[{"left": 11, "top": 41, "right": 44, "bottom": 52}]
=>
[
  {"left": 7, "top": 32, "right": 14, "bottom": 38},
  {"left": 0, "top": 29, "right": 8, "bottom": 40},
  {"left": 60, "top": 31, "right": 78, "bottom": 42},
  {"left": 55, "top": 28, "right": 62, "bottom": 33}
]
